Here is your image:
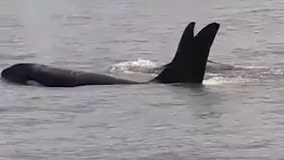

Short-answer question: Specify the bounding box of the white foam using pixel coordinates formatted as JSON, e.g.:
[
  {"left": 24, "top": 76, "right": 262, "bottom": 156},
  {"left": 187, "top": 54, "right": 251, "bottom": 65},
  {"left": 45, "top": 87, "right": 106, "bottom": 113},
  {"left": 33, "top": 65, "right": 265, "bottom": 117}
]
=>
[
  {"left": 269, "top": 68, "right": 283, "bottom": 75},
  {"left": 27, "top": 80, "right": 43, "bottom": 86},
  {"left": 110, "top": 59, "right": 160, "bottom": 82},
  {"left": 110, "top": 58, "right": 160, "bottom": 75},
  {"left": 203, "top": 76, "right": 254, "bottom": 85},
  {"left": 110, "top": 60, "right": 284, "bottom": 85}
]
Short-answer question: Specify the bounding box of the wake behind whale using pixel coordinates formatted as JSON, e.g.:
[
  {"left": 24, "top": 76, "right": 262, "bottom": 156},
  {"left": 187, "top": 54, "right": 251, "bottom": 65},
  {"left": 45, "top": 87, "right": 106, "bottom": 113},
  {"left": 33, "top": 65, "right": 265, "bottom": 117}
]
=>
[
  {"left": 111, "top": 58, "right": 284, "bottom": 85},
  {"left": 1, "top": 22, "right": 220, "bottom": 87}
]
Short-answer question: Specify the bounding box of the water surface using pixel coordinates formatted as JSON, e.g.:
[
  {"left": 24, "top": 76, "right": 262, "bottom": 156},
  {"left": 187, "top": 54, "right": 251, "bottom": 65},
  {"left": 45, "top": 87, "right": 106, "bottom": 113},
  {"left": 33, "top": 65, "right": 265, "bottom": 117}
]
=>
[{"left": 0, "top": 0, "right": 284, "bottom": 159}]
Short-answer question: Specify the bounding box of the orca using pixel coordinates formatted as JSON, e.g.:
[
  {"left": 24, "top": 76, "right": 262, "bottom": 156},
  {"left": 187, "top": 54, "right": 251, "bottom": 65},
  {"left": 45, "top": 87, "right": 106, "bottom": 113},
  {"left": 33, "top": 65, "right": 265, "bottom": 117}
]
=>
[{"left": 1, "top": 22, "right": 220, "bottom": 87}]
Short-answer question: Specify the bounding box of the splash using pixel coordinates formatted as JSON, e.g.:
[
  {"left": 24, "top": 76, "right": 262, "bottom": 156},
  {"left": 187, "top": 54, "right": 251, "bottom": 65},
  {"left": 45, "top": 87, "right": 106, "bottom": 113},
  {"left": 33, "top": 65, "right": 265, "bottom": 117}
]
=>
[
  {"left": 110, "top": 59, "right": 284, "bottom": 85},
  {"left": 204, "top": 75, "right": 256, "bottom": 85},
  {"left": 204, "top": 65, "right": 283, "bottom": 85},
  {"left": 110, "top": 58, "right": 160, "bottom": 82},
  {"left": 110, "top": 58, "right": 161, "bottom": 75}
]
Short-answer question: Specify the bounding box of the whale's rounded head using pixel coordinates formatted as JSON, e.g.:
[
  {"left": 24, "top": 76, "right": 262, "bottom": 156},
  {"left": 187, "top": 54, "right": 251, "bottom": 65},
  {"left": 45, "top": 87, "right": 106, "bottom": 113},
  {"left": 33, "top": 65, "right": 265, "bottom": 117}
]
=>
[{"left": 1, "top": 63, "right": 32, "bottom": 84}]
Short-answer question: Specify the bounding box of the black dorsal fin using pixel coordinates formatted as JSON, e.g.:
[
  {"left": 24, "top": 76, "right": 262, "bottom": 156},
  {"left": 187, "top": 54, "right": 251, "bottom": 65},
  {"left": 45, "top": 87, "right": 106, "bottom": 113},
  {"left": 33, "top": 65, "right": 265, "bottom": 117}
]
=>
[
  {"left": 153, "top": 22, "right": 220, "bottom": 83},
  {"left": 165, "top": 22, "right": 195, "bottom": 67}
]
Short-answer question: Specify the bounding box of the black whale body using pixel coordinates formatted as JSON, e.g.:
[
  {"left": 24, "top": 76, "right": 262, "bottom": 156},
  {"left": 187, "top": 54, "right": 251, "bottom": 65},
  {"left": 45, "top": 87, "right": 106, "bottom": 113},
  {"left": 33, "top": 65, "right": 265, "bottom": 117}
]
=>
[
  {"left": 2, "top": 63, "right": 142, "bottom": 87},
  {"left": 1, "top": 22, "right": 220, "bottom": 87}
]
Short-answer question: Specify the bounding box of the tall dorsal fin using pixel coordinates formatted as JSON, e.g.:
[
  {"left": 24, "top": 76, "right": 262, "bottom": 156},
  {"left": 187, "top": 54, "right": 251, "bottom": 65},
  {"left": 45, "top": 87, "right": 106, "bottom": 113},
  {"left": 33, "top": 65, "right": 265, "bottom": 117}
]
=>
[
  {"left": 165, "top": 22, "right": 195, "bottom": 67},
  {"left": 153, "top": 22, "right": 220, "bottom": 83}
]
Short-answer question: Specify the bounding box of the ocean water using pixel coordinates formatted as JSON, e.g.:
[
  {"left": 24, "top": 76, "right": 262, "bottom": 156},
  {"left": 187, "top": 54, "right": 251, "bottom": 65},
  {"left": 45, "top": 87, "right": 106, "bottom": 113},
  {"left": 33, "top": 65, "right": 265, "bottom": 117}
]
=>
[{"left": 1, "top": 0, "right": 284, "bottom": 159}]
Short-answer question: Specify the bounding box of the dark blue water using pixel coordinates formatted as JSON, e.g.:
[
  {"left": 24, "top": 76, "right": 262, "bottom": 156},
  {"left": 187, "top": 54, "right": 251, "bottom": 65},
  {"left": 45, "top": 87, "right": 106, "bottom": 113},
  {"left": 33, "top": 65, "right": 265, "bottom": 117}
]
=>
[{"left": 1, "top": 0, "right": 284, "bottom": 159}]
